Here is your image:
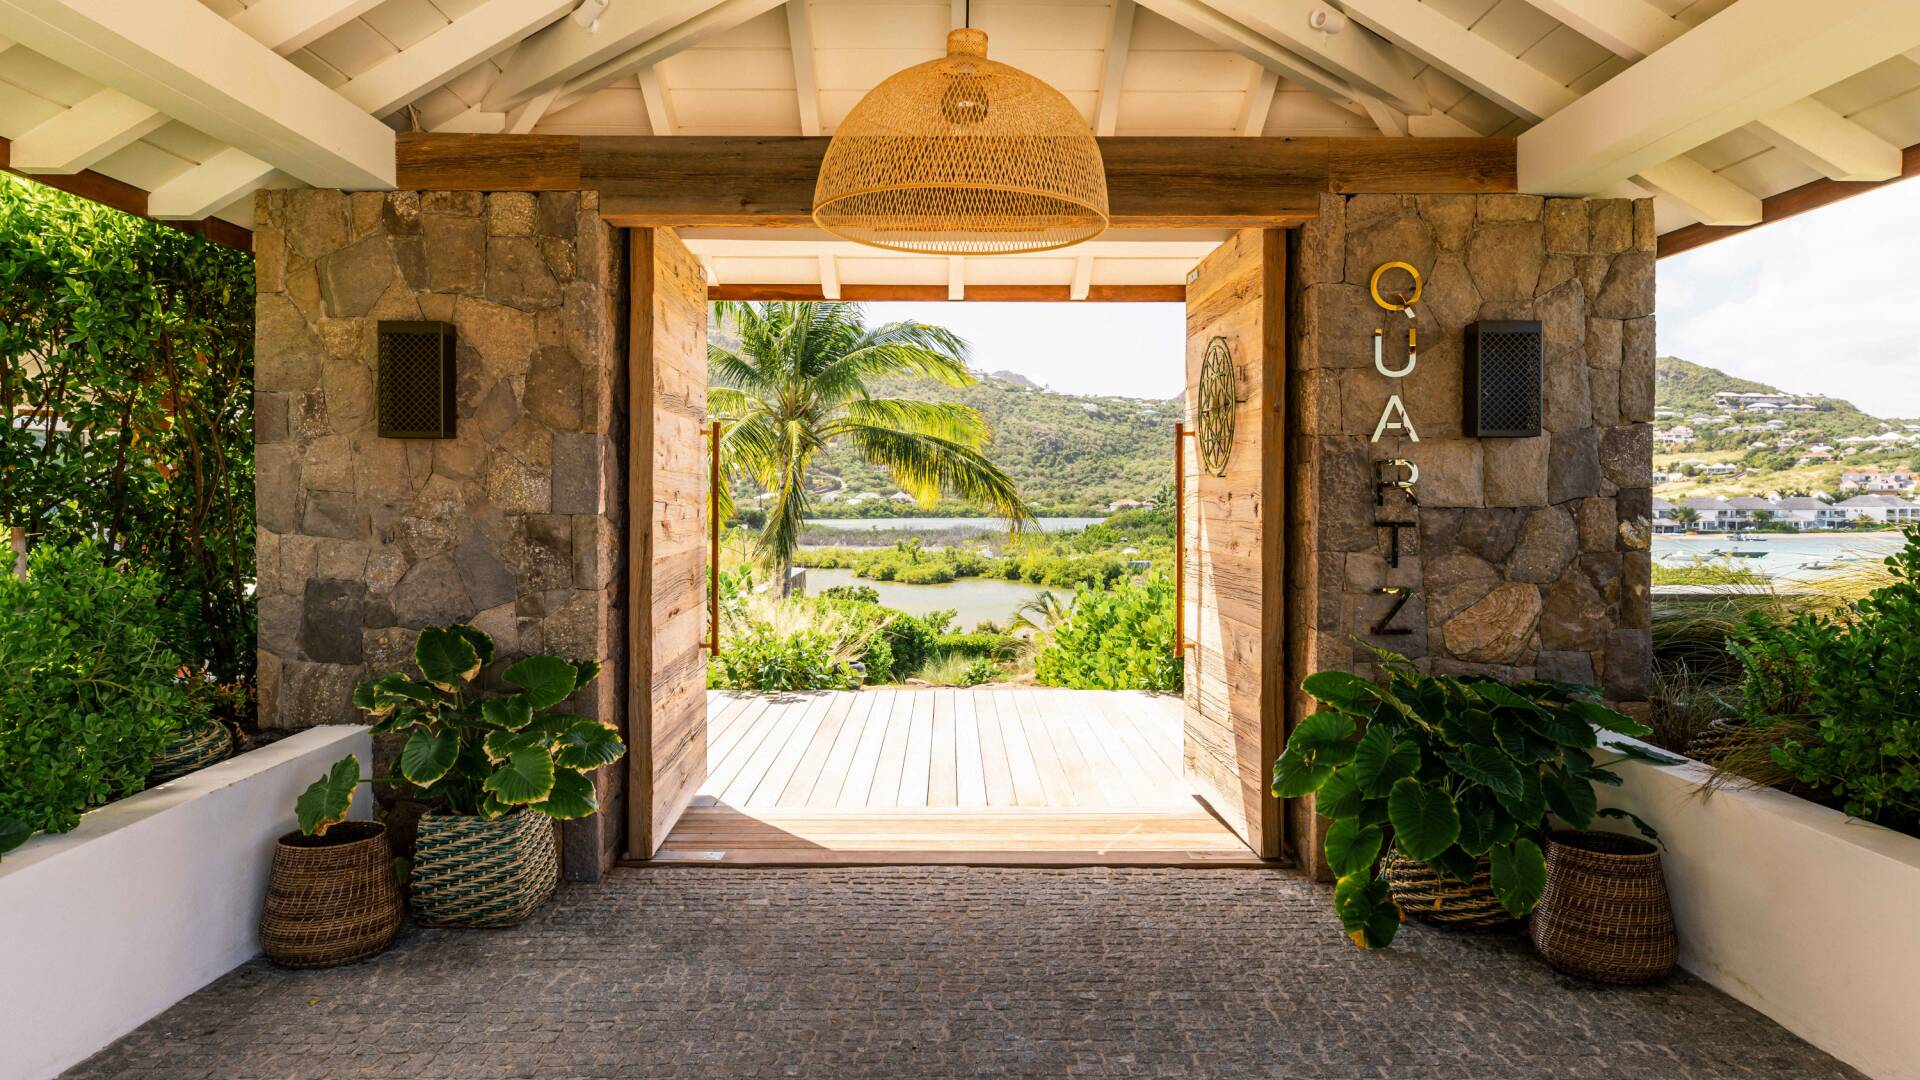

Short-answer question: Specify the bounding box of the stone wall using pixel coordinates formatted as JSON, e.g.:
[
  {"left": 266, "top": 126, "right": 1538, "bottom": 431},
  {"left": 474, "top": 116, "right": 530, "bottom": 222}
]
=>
[
  {"left": 252, "top": 188, "right": 627, "bottom": 878},
  {"left": 1286, "top": 192, "right": 1655, "bottom": 868}
]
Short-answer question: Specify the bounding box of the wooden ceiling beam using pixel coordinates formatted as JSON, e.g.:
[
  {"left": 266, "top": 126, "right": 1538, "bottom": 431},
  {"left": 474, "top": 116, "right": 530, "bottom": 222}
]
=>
[
  {"left": 1658, "top": 140, "right": 1920, "bottom": 258},
  {"left": 0, "top": 136, "right": 253, "bottom": 252},
  {"left": 396, "top": 133, "right": 1515, "bottom": 226},
  {"left": 1517, "top": 0, "right": 1920, "bottom": 194},
  {"left": 0, "top": 0, "right": 393, "bottom": 188}
]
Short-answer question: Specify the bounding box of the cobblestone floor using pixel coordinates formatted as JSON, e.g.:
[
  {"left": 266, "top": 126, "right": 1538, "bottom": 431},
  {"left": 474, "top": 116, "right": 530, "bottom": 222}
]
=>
[{"left": 71, "top": 867, "right": 1857, "bottom": 1079}]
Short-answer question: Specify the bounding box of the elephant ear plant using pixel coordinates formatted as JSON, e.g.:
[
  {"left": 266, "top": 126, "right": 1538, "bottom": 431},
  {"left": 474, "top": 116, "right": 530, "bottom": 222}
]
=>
[
  {"left": 296, "top": 624, "right": 625, "bottom": 836},
  {"left": 1272, "top": 646, "right": 1655, "bottom": 950}
]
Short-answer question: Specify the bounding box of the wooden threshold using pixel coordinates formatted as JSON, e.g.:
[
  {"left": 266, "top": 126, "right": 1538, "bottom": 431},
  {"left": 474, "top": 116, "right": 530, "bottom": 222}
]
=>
[{"left": 641, "top": 805, "right": 1277, "bottom": 868}]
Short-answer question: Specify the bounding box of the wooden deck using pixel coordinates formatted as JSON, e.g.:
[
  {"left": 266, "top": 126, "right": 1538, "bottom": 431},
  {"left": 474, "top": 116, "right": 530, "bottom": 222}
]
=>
[{"left": 651, "top": 689, "right": 1263, "bottom": 866}]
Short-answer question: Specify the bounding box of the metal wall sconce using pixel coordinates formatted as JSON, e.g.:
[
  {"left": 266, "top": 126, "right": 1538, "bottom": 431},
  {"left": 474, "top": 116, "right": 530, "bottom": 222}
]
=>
[{"left": 376, "top": 321, "right": 457, "bottom": 439}]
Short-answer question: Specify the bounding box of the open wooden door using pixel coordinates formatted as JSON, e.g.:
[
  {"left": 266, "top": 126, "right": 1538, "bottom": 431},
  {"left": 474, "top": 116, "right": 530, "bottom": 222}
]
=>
[
  {"left": 1181, "top": 228, "right": 1285, "bottom": 860},
  {"left": 627, "top": 227, "right": 710, "bottom": 858}
]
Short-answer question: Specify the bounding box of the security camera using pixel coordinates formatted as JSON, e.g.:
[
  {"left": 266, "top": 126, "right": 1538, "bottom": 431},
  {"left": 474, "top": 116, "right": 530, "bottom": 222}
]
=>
[
  {"left": 1307, "top": 7, "right": 1349, "bottom": 34},
  {"left": 573, "top": 0, "right": 609, "bottom": 33}
]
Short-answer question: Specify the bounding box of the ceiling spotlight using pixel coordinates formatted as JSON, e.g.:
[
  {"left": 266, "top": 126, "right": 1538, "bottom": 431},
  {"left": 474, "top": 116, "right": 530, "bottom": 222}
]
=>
[
  {"left": 1307, "top": 7, "right": 1349, "bottom": 34},
  {"left": 573, "top": 0, "right": 608, "bottom": 33}
]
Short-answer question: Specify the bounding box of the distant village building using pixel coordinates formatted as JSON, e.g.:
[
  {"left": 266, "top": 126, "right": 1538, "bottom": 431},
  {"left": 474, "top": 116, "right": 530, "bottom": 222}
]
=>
[
  {"left": 1652, "top": 494, "right": 1915, "bottom": 531},
  {"left": 1841, "top": 469, "right": 1916, "bottom": 493},
  {"left": 1654, "top": 425, "right": 1694, "bottom": 445}
]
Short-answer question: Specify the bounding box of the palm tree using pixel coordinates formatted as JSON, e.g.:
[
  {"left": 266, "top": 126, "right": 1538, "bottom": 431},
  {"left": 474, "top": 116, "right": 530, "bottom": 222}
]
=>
[
  {"left": 1010, "top": 590, "right": 1077, "bottom": 641},
  {"left": 1672, "top": 506, "right": 1701, "bottom": 529},
  {"left": 708, "top": 301, "right": 1033, "bottom": 591}
]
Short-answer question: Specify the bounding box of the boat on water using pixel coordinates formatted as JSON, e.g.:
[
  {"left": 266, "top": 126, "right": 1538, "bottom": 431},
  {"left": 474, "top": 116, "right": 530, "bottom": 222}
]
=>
[{"left": 1706, "top": 549, "right": 1768, "bottom": 558}]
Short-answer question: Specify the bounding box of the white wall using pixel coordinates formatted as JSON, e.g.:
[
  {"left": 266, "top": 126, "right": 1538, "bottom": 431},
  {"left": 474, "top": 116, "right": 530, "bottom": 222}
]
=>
[
  {"left": 1597, "top": 738, "right": 1920, "bottom": 1080},
  {"left": 0, "top": 726, "right": 372, "bottom": 1080}
]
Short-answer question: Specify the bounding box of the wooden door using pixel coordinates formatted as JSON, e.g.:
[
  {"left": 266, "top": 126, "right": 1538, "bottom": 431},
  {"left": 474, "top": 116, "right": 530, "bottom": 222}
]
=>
[
  {"left": 1182, "top": 228, "right": 1285, "bottom": 860},
  {"left": 627, "top": 227, "right": 710, "bottom": 858}
]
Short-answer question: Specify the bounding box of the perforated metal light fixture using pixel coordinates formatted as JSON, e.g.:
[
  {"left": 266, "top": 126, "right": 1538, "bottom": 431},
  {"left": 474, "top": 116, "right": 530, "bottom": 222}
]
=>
[{"left": 811, "top": 27, "right": 1109, "bottom": 255}]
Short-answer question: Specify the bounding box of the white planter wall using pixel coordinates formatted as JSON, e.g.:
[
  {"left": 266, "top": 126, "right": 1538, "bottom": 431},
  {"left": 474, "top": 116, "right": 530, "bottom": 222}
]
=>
[
  {"left": 1597, "top": 738, "right": 1920, "bottom": 1080},
  {"left": 0, "top": 726, "right": 372, "bottom": 1080}
]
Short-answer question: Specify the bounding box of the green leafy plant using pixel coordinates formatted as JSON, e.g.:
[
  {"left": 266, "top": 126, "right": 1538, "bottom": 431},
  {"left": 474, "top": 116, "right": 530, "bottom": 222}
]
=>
[
  {"left": 1271, "top": 647, "right": 1651, "bottom": 949},
  {"left": 296, "top": 625, "right": 624, "bottom": 834},
  {"left": 1725, "top": 525, "right": 1920, "bottom": 836},
  {"left": 0, "top": 541, "right": 200, "bottom": 841},
  {"left": 1034, "top": 576, "right": 1181, "bottom": 691}
]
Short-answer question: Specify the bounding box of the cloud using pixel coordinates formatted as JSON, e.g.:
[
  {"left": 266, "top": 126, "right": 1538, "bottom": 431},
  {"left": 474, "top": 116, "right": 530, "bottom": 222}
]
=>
[{"left": 1659, "top": 181, "right": 1920, "bottom": 417}]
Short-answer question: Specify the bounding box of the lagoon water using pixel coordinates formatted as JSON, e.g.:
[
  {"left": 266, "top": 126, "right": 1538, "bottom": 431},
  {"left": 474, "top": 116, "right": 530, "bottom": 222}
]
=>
[
  {"left": 804, "top": 567, "right": 1054, "bottom": 629},
  {"left": 804, "top": 516, "right": 1105, "bottom": 533},
  {"left": 1653, "top": 533, "right": 1904, "bottom": 581}
]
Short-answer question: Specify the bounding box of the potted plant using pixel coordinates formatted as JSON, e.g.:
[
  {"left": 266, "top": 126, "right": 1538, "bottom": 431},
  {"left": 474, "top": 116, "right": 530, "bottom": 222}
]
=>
[
  {"left": 260, "top": 755, "right": 403, "bottom": 968},
  {"left": 300, "top": 624, "right": 626, "bottom": 928},
  {"left": 1271, "top": 646, "right": 1658, "bottom": 949}
]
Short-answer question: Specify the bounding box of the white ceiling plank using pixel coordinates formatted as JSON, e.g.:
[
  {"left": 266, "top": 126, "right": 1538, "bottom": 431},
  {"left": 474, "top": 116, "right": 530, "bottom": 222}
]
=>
[
  {"left": 229, "top": 0, "right": 388, "bottom": 55},
  {"left": 432, "top": 106, "right": 508, "bottom": 133},
  {"left": 1406, "top": 110, "right": 1480, "bottom": 137},
  {"left": 505, "top": 86, "right": 560, "bottom": 133},
  {"left": 0, "top": 34, "right": 16, "bottom": 53},
  {"left": 1356, "top": 92, "right": 1407, "bottom": 137},
  {"left": 8, "top": 88, "right": 164, "bottom": 173},
  {"left": 1632, "top": 155, "right": 1762, "bottom": 224},
  {"left": 1334, "top": 0, "right": 1576, "bottom": 122},
  {"left": 1240, "top": 67, "right": 1279, "bottom": 136},
  {"left": 699, "top": 254, "right": 720, "bottom": 285},
  {"left": 1518, "top": 0, "right": 1676, "bottom": 60},
  {"left": 0, "top": 0, "right": 394, "bottom": 188},
  {"left": 487, "top": 0, "right": 779, "bottom": 109},
  {"left": 1134, "top": 0, "right": 1361, "bottom": 107},
  {"left": 1094, "top": 0, "right": 1137, "bottom": 137},
  {"left": 1070, "top": 255, "right": 1093, "bottom": 300},
  {"left": 1517, "top": 0, "right": 1920, "bottom": 194},
  {"left": 818, "top": 254, "right": 840, "bottom": 299},
  {"left": 1209, "top": 0, "right": 1428, "bottom": 115},
  {"left": 338, "top": 0, "right": 573, "bottom": 118},
  {"left": 787, "top": 0, "right": 822, "bottom": 136},
  {"left": 638, "top": 67, "right": 676, "bottom": 135},
  {"left": 147, "top": 147, "right": 276, "bottom": 218},
  {"left": 947, "top": 256, "right": 964, "bottom": 300},
  {"left": 1752, "top": 98, "right": 1903, "bottom": 181},
  {"left": 1524, "top": 0, "right": 1903, "bottom": 182}
]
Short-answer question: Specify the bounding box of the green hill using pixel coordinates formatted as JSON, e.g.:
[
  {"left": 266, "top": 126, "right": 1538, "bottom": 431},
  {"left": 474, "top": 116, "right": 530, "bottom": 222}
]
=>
[
  {"left": 814, "top": 373, "right": 1178, "bottom": 514},
  {"left": 1654, "top": 357, "right": 1779, "bottom": 414},
  {"left": 1656, "top": 356, "right": 1906, "bottom": 439}
]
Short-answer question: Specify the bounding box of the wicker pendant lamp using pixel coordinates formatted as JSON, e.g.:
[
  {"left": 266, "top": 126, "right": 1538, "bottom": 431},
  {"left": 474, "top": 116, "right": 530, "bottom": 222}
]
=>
[{"left": 811, "top": 24, "right": 1109, "bottom": 255}]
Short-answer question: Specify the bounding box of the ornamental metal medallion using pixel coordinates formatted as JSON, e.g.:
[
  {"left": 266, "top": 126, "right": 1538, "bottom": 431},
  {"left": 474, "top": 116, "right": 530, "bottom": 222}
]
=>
[{"left": 1198, "top": 336, "right": 1236, "bottom": 477}]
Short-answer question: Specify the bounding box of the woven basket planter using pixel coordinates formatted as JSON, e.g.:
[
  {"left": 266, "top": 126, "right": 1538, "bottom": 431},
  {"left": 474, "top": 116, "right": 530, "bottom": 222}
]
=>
[
  {"left": 145, "top": 720, "right": 232, "bottom": 787},
  {"left": 1530, "top": 829, "right": 1676, "bottom": 984},
  {"left": 260, "top": 821, "right": 403, "bottom": 969},
  {"left": 409, "top": 810, "right": 558, "bottom": 928},
  {"left": 1381, "top": 851, "right": 1517, "bottom": 930}
]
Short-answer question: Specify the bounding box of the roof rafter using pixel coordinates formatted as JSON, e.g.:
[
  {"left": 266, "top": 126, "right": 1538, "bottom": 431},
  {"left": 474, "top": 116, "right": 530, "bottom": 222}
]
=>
[
  {"left": 229, "top": 0, "right": 389, "bottom": 55},
  {"left": 1208, "top": 0, "right": 1427, "bottom": 115},
  {"left": 1241, "top": 68, "right": 1280, "bottom": 137},
  {"left": 1517, "top": 0, "right": 1920, "bottom": 194},
  {"left": 338, "top": 0, "right": 573, "bottom": 119},
  {"left": 638, "top": 67, "right": 676, "bottom": 136},
  {"left": 1333, "top": 0, "right": 1574, "bottom": 122},
  {"left": 1094, "top": 0, "right": 1137, "bottom": 137},
  {"left": 0, "top": 0, "right": 393, "bottom": 188},
  {"left": 1523, "top": 0, "right": 1902, "bottom": 181},
  {"left": 486, "top": 0, "right": 780, "bottom": 111},
  {"left": 147, "top": 146, "right": 275, "bottom": 219},
  {"left": 787, "top": 0, "right": 822, "bottom": 137},
  {"left": 7, "top": 88, "right": 164, "bottom": 173},
  {"left": 1133, "top": 0, "right": 1362, "bottom": 109},
  {"left": 1633, "top": 156, "right": 1761, "bottom": 225}
]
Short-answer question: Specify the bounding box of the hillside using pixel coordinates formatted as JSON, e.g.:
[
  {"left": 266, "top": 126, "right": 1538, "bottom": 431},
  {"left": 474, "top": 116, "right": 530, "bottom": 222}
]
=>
[
  {"left": 815, "top": 373, "right": 1178, "bottom": 514},
  {"left": 1654, "top": 357, "right": 1920, "bottom": 499}
]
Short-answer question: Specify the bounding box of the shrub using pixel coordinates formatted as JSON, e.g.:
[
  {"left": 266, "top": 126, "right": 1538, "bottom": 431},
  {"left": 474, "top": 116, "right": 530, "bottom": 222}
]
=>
[
  {"left": 820, "top": 584, "right": 879, "bottom": 604},
  {"left": 1034, "top": 577, "right": 1181, "bottom": 691},
  {"left": 910, "top": 651, "right": 1000, "bottom": 687},
  {"left": 935, "top": 631, "right": 1019, "bottom": 661},
  {"left": 1272, "top": 648, "right": 1652, "bottom": 949},
  {"left": 1726, "top": 526, "right": 1920, "bottom": 836},
  {"left": 709, "top": 625, "right": 859, "bottom": 691},
  {"left": 894, "top": 562, "right": 955, "bottom": 585},
  {"left": 0, "top": 542, "right": 200, "bottom": 839}
]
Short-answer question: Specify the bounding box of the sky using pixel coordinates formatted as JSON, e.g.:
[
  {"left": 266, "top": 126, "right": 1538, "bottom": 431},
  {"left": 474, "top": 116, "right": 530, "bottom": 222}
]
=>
[
  {"left": 863, "top": 301, "right": 1185, "bottom": 400},
  {"left": 863, "top": 179, "right": 1920, "bottom": 414},
  {"left": 1657, "top": 179, "right": 1920, "bottom": 419}
]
